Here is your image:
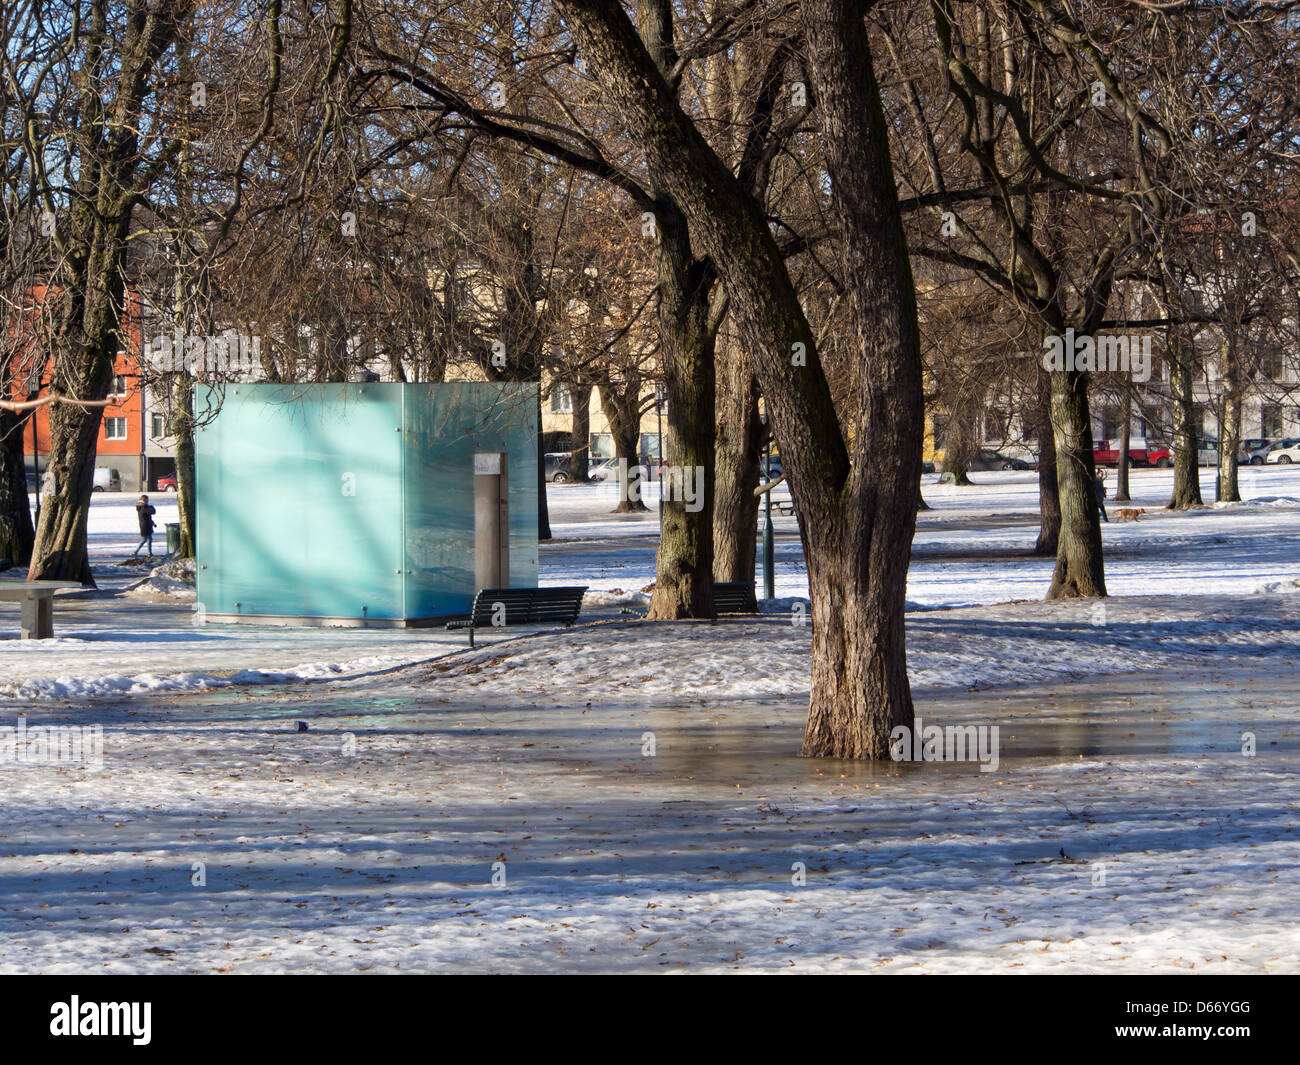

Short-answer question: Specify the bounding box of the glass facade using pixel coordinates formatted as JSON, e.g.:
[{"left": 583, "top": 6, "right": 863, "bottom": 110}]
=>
[{"left": 196, "top": 382, "right": 538, "bottom": 624}]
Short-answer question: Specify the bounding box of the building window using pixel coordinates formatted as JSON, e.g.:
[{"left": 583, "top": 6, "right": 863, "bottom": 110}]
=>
[
  {"left": 1260, "top": 349, "right": 1284, "bottom": 380},
  {"left": 110, "top": 374, "right": 127, "bottom": 396},
  {"left": 549, "top": 385, "right": 572, "bottom": 414},
  {"left": 1262, "top": 404, "right": 1285, "bottom": 439},
  {"left": 104, "top": 417, "right": 128, "bottom": 441}
]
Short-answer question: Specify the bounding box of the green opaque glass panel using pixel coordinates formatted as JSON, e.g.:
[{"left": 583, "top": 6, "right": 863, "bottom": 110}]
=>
[
  {"left": 402, "top": 382, "right": 539, "bottom": 618},
  {"left": 196, "top": 384, "right": 405, "bottom": 620},
  {"left": 196, "top": 381, "right": 538, "bottom": 623}
]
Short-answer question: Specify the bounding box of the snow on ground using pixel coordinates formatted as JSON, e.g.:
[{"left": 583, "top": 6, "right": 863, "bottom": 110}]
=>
[
  {"left": 1, "top": 661, "right": 1296, "bottom": 973},
  {"left": 0, "top": 472, "right": 1298, "bottom": 972},
  {"left": 3, "top": 467, "right": 1298, "bottom": 699}
]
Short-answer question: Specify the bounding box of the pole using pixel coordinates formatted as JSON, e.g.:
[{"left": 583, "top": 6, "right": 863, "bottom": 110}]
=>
[
  {"left": 763, "top": 438, "right": 774, "bottom": 601},
  {"left": 31, "top": 410, "right": 40, "bottom": 527}
]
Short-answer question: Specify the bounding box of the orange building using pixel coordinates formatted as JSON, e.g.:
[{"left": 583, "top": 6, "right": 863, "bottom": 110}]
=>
[{"left": 14, "top": 287, "right": 146, "bottom": 492}]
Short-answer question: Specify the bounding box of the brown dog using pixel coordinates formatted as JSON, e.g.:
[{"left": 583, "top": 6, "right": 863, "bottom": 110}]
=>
[{"left": 1116, "top": 508, "right": 1146, "bottom": 521}]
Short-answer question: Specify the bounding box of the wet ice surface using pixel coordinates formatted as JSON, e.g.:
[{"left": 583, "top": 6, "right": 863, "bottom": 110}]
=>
[
  {"left": 2, "top": 656, "right": 1297, "bottom": 973},
  {"left": 3, "top": 479, "right": 1299, "bottom": 970}
]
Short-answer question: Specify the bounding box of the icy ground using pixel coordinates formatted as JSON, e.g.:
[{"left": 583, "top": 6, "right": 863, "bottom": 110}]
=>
[{"left": 0, "top": 468, "right": 1298, "bottom": 971}]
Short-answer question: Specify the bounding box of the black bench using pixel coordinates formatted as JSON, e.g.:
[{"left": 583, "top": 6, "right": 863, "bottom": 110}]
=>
[
  {"left": 446, "top": 586, "right": 588, "bottom": 646},
  {"left": 620, "top": 580, "right": 758, "bottom": 619}
]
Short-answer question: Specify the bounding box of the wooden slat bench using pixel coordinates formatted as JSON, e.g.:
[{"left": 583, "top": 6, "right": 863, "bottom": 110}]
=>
[
  {"left": 621, "top": 580, "right": 758, "bottom": 619},
  {"left": 0, "top": 580, "right": 85, "bottom": 639},
  {"left": 446, "top": 586, "right": 588, "bottom": 646}
]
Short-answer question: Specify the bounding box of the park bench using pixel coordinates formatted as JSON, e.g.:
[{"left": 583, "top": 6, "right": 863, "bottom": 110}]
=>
[
  {"left": 0, "top": 580, "right": 85, "bottom": 639},
  {"left": 446, "top": 586, "right": 588, "bottom": 647},
  {"left": 621, "top": 580, "right": 758, "bottom": 619}
]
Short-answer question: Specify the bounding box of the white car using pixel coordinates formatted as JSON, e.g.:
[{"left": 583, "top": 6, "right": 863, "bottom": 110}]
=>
[
  {"left": 1265, "top": 439, "right": 1300, "bottom": 465},
  {"left": 588, "top": 458, "right": 619, "bottom": 482}
]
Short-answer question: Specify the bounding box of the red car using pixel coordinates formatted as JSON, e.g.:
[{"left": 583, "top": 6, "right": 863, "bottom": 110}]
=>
[
  {"left": 1093, "top": 437, "right": 1171, "bottom": 468},
  {"left": 155, "top": 474, "right": 178, "bottom": 492}
]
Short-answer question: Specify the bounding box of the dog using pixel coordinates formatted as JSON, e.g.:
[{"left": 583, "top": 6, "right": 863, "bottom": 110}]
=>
[{"left": 1115, "top": 507, "right": 1146, "bottom": 521}]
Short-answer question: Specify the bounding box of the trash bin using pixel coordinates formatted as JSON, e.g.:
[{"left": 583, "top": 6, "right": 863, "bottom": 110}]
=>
[{"left": 165, "top": 523, "right": 181, "bottom": 555}]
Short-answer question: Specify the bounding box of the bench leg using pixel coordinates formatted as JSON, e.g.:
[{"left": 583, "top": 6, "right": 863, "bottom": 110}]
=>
[
  {"left": 468, "top": 626, "right": 474, "bottom": 648},
  {"left": 20, "top": 596, "right": 53, "bottom": 639}
]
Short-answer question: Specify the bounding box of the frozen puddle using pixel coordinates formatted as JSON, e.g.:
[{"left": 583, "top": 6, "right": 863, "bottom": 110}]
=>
[{"left": 1, "top": 660, "right": 1296, "bottom": 973}]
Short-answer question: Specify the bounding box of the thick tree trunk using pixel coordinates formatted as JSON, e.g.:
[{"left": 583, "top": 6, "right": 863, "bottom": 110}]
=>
[
  {"left": 713, "top": 333, "right": 762, "bottom": 582},
  {"left": 796, "top": 0, "right": 922, "bottom": 757},
  {"left": 646, "top": 201, "right": 716, "bottom": 620},
  {"left": 1167, "top": 333, "right": 1202, "bottom": 508},
  {"left": 30, "top": 395, "right": 108, "bottom": 584},
  {"left": 568, "top": 381, "right": 593, "bottom": 483},
  {"left": 0, "top": 410, "right": 35, "bottom": 565},
  {"left": 939, "top": 392, "right": 979, "bottom": 485},
  {"left": 559, "top": 0, "right": 923, "bottom": 759},
  {"left": 636, "top": 4, "right": 717, "bottom": 620},
  {"left": 1218, "top": 390, "right": 1242, "bottom": 504},
  {"left": 600, "top": 382, "right": 648, "bottom": 513},
  {"left": 1046, "top": 368, "right": 1106, "bottom": 598},
  {"left": 1033, "top": 369, "right": 1060, "bottom": 555}
]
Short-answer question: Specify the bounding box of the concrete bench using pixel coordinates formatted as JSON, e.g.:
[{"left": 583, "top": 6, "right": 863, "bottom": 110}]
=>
[
  {"left": 446, "top": 586, "right": 588, "bottom": 647},
  {"left": 0, "top": 581, "right": 85, "bottom": 639}
]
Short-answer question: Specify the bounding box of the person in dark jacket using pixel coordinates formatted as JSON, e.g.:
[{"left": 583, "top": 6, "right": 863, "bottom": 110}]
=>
[
  {"left": 1094, "top": 468, "right": 1109, "bottom": 523},
  {"left": 132, "top": 494, "right": 157, "bottom": 557}
]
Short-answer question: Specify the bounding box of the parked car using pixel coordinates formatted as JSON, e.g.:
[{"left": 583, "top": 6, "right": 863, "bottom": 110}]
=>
[
  {"left": 1241, "top": 438, "right": 1279, "bottom": 465},
  {"left": 543, "top": 452, "right": 574, "bottom": 483},
  {"left": 965, "top": 449, "right": 1035, "bottom": 472},
  {"left": 589, "top": 457, "right": 618, "bottom": 482},
  {"left": 156, "top": 474, "right": 178, "bottom": 492},
  {"left": 92, "top": 467, "right": 121, "bottom": 492},
  {"left": 1093, "top": 437, "right": 1172, "bottom": 467},
  {"left": 1173, "top": 435, "right": 1220, "bottom": 466},
  {"left": 1265, "top": 439, "right": 1300, "bottom": 465}
]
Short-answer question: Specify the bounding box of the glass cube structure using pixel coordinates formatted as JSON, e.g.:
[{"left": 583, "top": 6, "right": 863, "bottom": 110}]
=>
[{"left": 195, "top": 382, "right": 538, "bottom": 624}]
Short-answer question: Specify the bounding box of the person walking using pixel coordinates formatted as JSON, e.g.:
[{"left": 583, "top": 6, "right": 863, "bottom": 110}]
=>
[
  {"left": 1094, "top": 468, "right": 1109, "bottom": 523},
  {"left": 132, "top": 494, "right": 157, "bottom": 558}
]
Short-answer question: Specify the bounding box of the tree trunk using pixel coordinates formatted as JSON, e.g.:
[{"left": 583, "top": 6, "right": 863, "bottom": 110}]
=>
[
  {"left": 0, "top": 410, "right": 35, "bottom": 565},
  {"left": 568, "top": 381, "right": 593, "bottom": 483},
  {"left": 713, "top": 332, "right": 762, "bottom": 582},
  {"left": 1033, "top": 368, "right": 1060, "bottom": 555},
  {"left": 30, "top": 394, "right": 108, "bottom": 584},
  {"left": 1218, "top": 389, "right": 1242, "bottom": 504},
  {"left": 645, "top": 200, "right": 716, "bottom": 619},
  {"left": 559, "top": 0, "right": 923, "bottom": 759},
  {"left": 1115, "top": 392, "right": 1132, "bottom": 503},
  {"left": 1167, "top": 331, "right": 1202, "bottom": 508},
  {"left": 939, "top": 392, "right": 978, "bottom": 485},
  {"left": 600, "top": 381, "right": 648, "bottom": 513},
  {"left": 536, "top": 388, "right": 552, "bottom": 540},
  {"left": 171, "top": 372, "right": 197, "bottom": 557},
  {"left": 1046, "top": 367, "right": 1106, "bottom": 598}
]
